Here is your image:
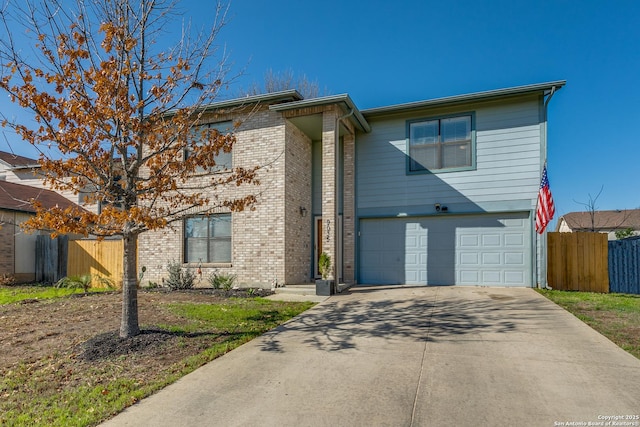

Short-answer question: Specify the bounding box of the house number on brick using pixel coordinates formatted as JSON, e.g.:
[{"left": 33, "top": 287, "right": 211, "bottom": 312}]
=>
[{"left": 325, "top": 219, "right": 331, "bottom": 243}]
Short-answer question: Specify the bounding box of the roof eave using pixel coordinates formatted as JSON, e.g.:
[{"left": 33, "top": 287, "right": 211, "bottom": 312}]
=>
[
  {"left": 9, "top": 164, "right": 41, "bottom": 171},
  {"left": 269, "top": 94, "right": 371, "bottom": 133},
  {"left": 361, "top": 80, "right": 567, "bottom": 117},
  {"left": 164, "top": 90, "right": 304, "bottom": 118},
  {"left": 202, "top": 89, "right": 304, "bottom": 111}
]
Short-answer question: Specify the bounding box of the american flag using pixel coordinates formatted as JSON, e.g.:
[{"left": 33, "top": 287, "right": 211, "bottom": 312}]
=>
[{"left": 536, "top": 165, "right": 555, "bottom": 234}]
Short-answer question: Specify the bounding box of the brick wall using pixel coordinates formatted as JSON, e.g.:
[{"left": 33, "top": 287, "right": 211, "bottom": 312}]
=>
[
  {"left": 321, "top": 108, "right": 338, "bottom": 280},
  {"left": 138, "top": 107, "right": 294, "bottom": 288},
  {"left": 283, "top": 121, "right": 312, "bottom": 284},
  {"left": 343, "top": 133, "right": 356, "bottom": 283}
]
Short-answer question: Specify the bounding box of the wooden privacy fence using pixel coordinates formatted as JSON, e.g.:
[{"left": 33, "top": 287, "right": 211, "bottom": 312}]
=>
[
  {"left": 67, "top": 240, "right": 124, "bottom": 288},
  {"left": 35, "top": 235, "right": 68, "bottom": 283},
  {"left": 547, "top": 232, "right": 609, "bottom": 293}
]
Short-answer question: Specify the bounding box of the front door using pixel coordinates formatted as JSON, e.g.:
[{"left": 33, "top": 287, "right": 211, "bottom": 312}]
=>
[{"left": 314, "top": 217, "right": 323, "bottom": 278}]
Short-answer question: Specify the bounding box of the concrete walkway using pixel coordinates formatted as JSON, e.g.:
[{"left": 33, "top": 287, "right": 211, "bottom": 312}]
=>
[{"left": 101, "top": 286, "right": 640, "bottom": 427}]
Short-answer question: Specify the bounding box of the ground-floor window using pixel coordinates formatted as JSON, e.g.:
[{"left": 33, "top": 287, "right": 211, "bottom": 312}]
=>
[{"left": 184, "top": 213, "right": 231, "bottom": 263}]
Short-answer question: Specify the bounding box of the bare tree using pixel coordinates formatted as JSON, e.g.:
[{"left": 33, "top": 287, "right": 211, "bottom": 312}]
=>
[
  {"left": 241, "top": 68, "right": 328, "bottom": 99},
  {"left": 573, "top": 186, "right": 632, "bottom": 234},
  {"left": 574, "top": 186, "right": 605, "bottom": 232},
  {"left": 0, "top": 0, "right": 259, "bottom": 338}
]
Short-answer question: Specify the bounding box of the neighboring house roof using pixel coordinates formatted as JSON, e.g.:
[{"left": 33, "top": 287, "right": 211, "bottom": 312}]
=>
[
  {"left": 0, "top": 180, "right": 81, "bottom": 213},
  {"left": 556, "top": 209, "right": 640, "bottom": 232},
  {"left": 0, "top": 150, "right": 39, "bottom": 169}
]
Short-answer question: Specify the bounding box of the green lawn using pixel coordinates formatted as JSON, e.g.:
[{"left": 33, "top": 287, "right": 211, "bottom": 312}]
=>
[
  {"left": 0, "top": 285, "right": 109, "bottom": 304},
  {"left": 537, "top": 289, "right": 640, "bottom": 359},
  {"left": 0, "top": 288, "right": 313, "bottom": 427}
]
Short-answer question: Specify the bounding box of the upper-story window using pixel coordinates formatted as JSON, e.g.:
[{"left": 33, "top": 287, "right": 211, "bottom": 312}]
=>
[
  {"left": 185, "top": 121, "right": 233, "bottom": 172},
  {"left": 407, "top": 114, "right": 473, "bottom": 173}
]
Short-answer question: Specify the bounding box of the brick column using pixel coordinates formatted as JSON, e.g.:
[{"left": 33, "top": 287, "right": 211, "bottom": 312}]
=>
[
  {"left": 343, "top": 133, "right": 355, "bottom": 284},
  {"left": 321, "top": 109, "right": 338, "bottom": 281}
]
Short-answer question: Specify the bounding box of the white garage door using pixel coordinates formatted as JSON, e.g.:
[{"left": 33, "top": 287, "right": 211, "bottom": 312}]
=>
[{"left": 359, "top": 212, "right": 531, "bottom": 287}]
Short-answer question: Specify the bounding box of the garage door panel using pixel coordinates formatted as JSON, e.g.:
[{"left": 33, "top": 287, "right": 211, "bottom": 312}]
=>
[
  {"left": 482, "top": 234, "right": 501, "bottom": 246},
  {"left": 505, "top": 233, "right": 524, "bottom": 246},
  {"left": 459, "top": 234, "right": 480, "bottom": 247},
  {"left": 482, "top": 252, "right": 501, "bottom": 264},
  {"left": 359, "top": 212, "right": 531, "bottom": 287},
  {"left": 504, "top": 252, "right": 524, "bottom": 265},
  {"left": 481, "top": 270, "right": 502, "bottom": 283},
  {"left": 460, "top": 252, "right": 479, "bottom": 265},
  {"left": 505, "top": 271, "right": 526, "bottom": 285},
  {"left": 459, "top": 270, "right": 479, "bottom": 283},
  {"left": 502, "top": 217, "right": 525, "bottom": 227}
]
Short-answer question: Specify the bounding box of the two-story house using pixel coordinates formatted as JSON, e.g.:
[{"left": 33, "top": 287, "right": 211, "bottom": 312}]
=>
[{"left": 138, "top": 80, "right": 565, "bottom": 289}]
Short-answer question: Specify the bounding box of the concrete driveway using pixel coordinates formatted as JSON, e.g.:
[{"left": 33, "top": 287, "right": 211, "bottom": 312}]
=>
[{"left": 101, "top": 286, "right": 640, "bottom": 427}]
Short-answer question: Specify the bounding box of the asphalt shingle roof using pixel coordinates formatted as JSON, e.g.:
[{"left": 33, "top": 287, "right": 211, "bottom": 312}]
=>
[
  {"left": 0, "top": 151, "right": 38, "bottom": 168},
  {"left": 558, "top": 209, "right": 640, "bottom": 231},
  {"left": 0, "top": 180, "right": 80, "bottom": 213}
]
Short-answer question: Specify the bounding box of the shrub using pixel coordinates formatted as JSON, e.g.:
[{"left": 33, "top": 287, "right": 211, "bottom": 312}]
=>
[
  {"left": 208, "top": 271, "right": 236, "bottom": 290},
  {"left": 165, "top": 260, "right": 196, "bottom": 290},
  {"left": 0, "top": 274, "right": 15, "bottom": 286},
  {"left": 56, "top": 274, "right": 93, "bottom": 293},
  {"left": 94, "top": 276, "right": 115, "bottom": 289},
  {"left": 318, "top": 252, "right": 331, "bottom": 280},
  {"left": 615, "top": 227, "right": 635, "bottom": 240}
]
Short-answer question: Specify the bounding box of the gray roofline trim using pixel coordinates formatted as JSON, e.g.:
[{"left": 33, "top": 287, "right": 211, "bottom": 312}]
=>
[
  {"left": 201, "top": 89, "right": 303, "bottom": 110},
  {"left": 361, "top": 80, "right": 567, "bottom": 117},
  {"left": 10, "top": 164, "right": 41, "bottom": 170},
  {"left": 269, "top": 94, "right": 371, "bottom": 133},
  {"left": 165, "top": 90, "right": 304, "bottom": 118}
]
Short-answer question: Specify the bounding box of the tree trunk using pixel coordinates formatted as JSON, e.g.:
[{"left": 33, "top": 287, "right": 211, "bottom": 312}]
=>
[{"left": 120, "top": 233, "right": 140, "bottom": 338}]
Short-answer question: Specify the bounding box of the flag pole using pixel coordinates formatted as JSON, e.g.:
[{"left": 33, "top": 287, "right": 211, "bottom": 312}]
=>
[
  {"left": 538, "top": 85, "right": 558, "bottom": 289},
  {"left": 538, "top": 163, "right": 548, "bottom": 289}
]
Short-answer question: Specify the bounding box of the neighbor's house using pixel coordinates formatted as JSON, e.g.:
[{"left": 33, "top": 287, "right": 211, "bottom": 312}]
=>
[
  {"left": 138, "top": 80, "right": 565, "bottom": 289},
  {"left": 0, "top": 151, "right": 99, "bottom": 214},
  {"left": 556, "top": 209, "right": 640, "bottom": 240},
  {"left": 0, "top": 180, "right": 83, "bottom": 283}
]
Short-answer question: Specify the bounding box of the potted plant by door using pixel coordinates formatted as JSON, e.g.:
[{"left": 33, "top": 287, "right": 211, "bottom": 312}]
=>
[{"left": 316, "top": 252, "right": 334, "bottom": 296}]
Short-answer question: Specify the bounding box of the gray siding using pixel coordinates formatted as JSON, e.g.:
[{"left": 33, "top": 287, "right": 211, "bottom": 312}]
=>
[{"left": 356, "top": 96, "right": 543, "bottom": 215}]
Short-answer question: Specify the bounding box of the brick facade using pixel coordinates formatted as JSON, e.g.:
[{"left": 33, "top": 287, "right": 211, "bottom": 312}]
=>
[
  {"left": 321, "top": 109, "right": 338, "bottom": 281},
  {"left": 137, "top": 96, "right": 359, "bottom": 289},
  {"left": 283, "top": 122, "right": 312, "bottom": 284},
  {"left": 342, "top": 133, "right": 356, "bottom": 284},
  {"left": 138, "top": 106, "right": 314, "bottom": 288}
]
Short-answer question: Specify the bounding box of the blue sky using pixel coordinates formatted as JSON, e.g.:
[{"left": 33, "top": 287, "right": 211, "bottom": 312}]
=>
[{"left": 2, "top": 0, "right": 639, "bottom": 222}]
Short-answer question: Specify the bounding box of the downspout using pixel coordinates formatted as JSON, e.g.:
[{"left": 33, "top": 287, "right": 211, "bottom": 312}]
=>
[
  {"left": 334, "top": 108, "right": 354, "bottom": 292},
  {"left": 542, "top": 86, "right": 556, "bottom": 163},
  {"left": 538, "top": 85, "right": 557, "bottom": 289}
]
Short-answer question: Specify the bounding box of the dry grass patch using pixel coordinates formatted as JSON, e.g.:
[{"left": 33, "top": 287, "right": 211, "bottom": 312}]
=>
[{"left": 0, "top": 288, "right": 313, "bottom": 426}]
